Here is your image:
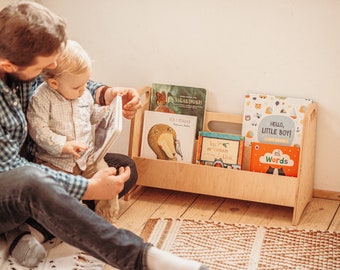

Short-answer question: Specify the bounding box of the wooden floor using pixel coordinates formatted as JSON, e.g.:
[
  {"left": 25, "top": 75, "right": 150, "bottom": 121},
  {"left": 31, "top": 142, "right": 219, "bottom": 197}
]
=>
[{"left": 116, "top": 186, "right": 340, "bottom": 236}]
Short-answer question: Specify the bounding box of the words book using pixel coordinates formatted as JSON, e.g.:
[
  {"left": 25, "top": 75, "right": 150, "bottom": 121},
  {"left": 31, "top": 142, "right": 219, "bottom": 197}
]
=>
[
  {"left": 93, "top": 94, "right": 122, "bottom": 162},
  {"left": 250, "top": 142, "right": 300, "bottom": 177},
  {"left": 141, "top": 110, "right": 197, "bottom": 163},
  {"left": 196, "top": 131, "right": 245, "bottom": 169},
  {"left": 241, "top": 93, "right": 312, "bottom": 147},
  {"left": 150, "top": 83, "right": 206, "bottom": 139}
]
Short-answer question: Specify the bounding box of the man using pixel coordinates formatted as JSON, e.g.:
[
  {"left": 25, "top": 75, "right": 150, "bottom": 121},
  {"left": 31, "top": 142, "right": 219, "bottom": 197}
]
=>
[{"left": 0, "top": 1, "right": 208, "bottom": 270}]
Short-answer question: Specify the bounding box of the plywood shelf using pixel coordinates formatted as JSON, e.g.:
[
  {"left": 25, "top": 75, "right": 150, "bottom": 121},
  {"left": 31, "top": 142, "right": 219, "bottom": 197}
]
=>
[{"left": 128, "top": 86, "right": 318, "bottom": 225}]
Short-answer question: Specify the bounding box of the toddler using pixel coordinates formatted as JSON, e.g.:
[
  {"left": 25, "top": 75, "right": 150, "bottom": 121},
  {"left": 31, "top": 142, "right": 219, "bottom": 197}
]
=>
[{"left": 27, "top": 40, "right": 119, "bottom": 223}]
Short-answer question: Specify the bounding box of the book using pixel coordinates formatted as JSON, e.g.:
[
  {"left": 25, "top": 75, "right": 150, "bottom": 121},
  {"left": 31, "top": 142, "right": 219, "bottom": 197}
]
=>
[
  {"left": 93, "top": 94, "right": 123, "bottom": 162},
  {"left": 150, "top": 83, "right": 206, "bottom": 139},
  {"left": 241, "top": 93, "right": 312, "bottom": 147},
  {"left": 141, "top": 110, "right": 197, "bottom": 163},
  {"left": 250, "top": 142, "right": 300, "bottom": 177},
  {"left": 196, "top": 131, "right": 245, "bottom": 169}
]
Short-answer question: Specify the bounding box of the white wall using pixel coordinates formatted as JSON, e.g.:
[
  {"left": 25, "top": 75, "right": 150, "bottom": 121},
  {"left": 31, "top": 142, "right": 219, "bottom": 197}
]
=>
[{"left": 12, "top": 0, "right": 340, "bottom": 192}]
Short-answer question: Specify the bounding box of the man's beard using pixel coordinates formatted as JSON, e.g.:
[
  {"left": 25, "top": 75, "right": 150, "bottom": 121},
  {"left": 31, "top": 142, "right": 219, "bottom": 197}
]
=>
[{"left": 9, "top": 72, "right": 38, "bottom": 83}]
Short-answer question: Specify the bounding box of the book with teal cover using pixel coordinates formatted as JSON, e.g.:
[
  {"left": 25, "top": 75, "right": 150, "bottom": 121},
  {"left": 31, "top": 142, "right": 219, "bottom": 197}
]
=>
[
  {"left": 150, "top": 83, "right": 207, "bottom": 138},
  {"left": 196, "top": 131, "right": 245, "bottom": 169}
]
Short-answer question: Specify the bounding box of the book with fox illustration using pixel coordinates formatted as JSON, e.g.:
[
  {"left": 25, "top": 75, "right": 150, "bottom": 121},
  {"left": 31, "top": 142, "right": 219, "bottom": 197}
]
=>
[{"left": 150, "top": 83, "right": 206, "bottom": 139}]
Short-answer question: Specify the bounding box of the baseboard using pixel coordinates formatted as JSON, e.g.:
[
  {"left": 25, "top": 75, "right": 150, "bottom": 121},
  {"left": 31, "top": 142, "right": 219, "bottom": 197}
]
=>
[{"left": 313, "top": 189, "right": 340, "bottom": 201}]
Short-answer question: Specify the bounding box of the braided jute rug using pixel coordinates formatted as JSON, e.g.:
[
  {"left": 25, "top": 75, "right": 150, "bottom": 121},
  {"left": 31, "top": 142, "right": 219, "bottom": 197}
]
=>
[{"left": 140, "top": 218, "right": 340, "bottom": 270}]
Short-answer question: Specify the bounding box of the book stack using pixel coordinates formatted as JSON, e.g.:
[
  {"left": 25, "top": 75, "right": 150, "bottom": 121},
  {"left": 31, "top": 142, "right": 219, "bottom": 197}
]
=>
[
  {"left": 141, "top": 83, "right": 246, "bottom": 168},
  {"left": 241, "top": 93, "right": 313, "bottom": 177},
  {"left": 140, "top": 85, "right": 312, "bottom": 176}
]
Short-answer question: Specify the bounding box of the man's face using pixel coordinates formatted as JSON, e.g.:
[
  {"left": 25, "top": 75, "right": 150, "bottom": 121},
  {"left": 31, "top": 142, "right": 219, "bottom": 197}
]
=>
[{"left": 11, "top": 53, "right": 59, "bottom": 81}]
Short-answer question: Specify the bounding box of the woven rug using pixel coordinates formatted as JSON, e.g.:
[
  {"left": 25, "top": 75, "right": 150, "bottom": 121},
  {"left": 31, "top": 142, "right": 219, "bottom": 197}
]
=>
[
  {"left": 141, "top": 218, "right": 340, "bottom": 270},
  {"left": 0, "top": 235, "right": 105, "bottom": 270}
]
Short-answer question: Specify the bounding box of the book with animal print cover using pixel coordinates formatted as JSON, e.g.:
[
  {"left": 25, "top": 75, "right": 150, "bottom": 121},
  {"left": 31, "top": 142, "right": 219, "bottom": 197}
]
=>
[
  {"left": 140, "top": 110, "right": 197, "bottom": 163},
  {"left": 241, "top": 93, "right": 312, "bottom": 147},
  {"left": 250, "top": 142, "right": 300, "bottom": 177},
  {"left": 150, "top": 83, "right": 206, "bottom": 139}
]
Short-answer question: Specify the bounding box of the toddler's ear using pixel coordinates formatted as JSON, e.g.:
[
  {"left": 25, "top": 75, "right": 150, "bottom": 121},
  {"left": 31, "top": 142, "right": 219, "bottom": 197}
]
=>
[
  {"left": 0, "top": 59, "right": 17, "bottom": 72},
  {"left": 47, "top": 78, "right": 58, "bottom": 90}
]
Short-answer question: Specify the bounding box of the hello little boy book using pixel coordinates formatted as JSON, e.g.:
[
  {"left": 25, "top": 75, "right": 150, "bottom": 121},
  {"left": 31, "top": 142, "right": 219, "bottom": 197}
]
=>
[{"left": 241, "top": 93, "right": 312, "bottom": 147}]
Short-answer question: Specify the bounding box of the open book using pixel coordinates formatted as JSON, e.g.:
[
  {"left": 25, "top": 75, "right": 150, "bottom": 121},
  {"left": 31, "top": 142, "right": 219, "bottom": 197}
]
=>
[{"left": 93, "top": 94, "right": 123, "bottom": 162}]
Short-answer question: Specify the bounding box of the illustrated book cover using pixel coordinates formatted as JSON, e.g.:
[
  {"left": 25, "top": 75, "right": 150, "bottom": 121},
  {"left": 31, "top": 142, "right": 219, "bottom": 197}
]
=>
[
  {"left": 250, "top": 142, "right": 300, "bottom": 177},
  {"left": 150, "top": 83, "right": 206, "bottom": 139},
  {"left": 196, "top": 131, "right": 245, "bottom": 169},
  {"left": 241, "top": 93, "right": 312, "bottom": 147},
  {"left": 141, "top": 110, "right": 197, "bottom": 163},
  {"left": 93, "top": 94, "right": 122, "bottom": 162}
]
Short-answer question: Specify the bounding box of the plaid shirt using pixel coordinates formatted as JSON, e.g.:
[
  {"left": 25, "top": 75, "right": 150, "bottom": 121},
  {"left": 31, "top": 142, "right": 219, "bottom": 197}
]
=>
[{"left": 0, "top": 75, "right": 103, "bottom": 200}]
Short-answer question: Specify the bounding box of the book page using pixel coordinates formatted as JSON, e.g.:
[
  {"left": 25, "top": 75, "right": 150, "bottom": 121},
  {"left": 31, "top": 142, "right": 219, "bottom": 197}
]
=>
[{"left": 93, "top": 94, "right": 122, "bottom": 162}]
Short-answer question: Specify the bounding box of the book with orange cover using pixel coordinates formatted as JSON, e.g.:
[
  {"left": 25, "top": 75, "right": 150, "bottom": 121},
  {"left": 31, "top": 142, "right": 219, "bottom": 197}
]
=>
[{"left": 250, "top": 142, "right": 300, "bottom": 177}]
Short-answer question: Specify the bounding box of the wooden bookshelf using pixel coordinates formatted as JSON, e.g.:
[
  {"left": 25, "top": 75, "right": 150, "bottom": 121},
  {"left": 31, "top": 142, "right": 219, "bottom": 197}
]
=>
[{"left": 128, "top": 86, "right": 318, "bottom": 225}]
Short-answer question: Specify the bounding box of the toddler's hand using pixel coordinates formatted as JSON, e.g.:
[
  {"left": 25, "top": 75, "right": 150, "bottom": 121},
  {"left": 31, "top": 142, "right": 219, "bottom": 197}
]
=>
[{"left": 62, "top": 141, "right": 89, "bottom": 158}]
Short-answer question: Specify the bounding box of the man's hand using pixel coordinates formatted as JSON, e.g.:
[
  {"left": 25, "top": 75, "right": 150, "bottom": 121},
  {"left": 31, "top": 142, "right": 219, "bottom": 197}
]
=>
[
  {"left": 100, "top": 86, "right": 142, "bottom": 119},
  {"left": 82, "top": 166, "right": 131, "bottom": 200},
  {"left": 62, "top": 141, "right": 89, "bottom": 158}
]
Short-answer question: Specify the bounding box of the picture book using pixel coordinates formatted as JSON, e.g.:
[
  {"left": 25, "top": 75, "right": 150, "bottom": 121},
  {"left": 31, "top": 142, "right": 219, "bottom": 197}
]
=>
[
  {"left": 150, "top": 83, "right": 206, "bottom": 138},
  {"left": 241, "top": 93, "right": 312, "bottom": 147},
  {"left": 141, "top": 110, "right": 197, "bottom": 163},
  {"left": 196, "top": 131, "right": 245, "bottom": 169},
  {"left": 93, "top": 94, "right": 123, "bottom": 162},
  {"left": 250, "top": 142, "right": 300, "bottom": 177}
]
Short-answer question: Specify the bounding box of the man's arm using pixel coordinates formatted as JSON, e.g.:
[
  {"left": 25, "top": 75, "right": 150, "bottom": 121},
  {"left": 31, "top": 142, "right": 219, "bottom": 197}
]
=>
[{"left": 87, "top": 80, "right": 141, "bottom": 119}]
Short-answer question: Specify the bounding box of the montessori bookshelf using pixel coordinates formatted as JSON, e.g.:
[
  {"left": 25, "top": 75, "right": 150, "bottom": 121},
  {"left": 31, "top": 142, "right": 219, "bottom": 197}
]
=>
[{"left": 128, "top": 87, "right": 318, "bottom": 225}]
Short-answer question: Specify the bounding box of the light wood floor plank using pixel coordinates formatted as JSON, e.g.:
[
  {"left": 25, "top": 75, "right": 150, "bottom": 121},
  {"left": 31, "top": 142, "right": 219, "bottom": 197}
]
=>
[
  {"left": 235, "top": 201, "right": 293, "bottom": 227},
  {"left": 118, "top": 187, "right": 340, "bottom": 233},
  {"left": 329, "top": 204, "right": 340, "bottom": 231},
  {"left": 182, "top": 194, "right": 225, "bottom": 220},
  {"left": 116, "top": 187, "right": 172, "bottom": 234},
  {"left": 150, "top": 191, "right": 198, "bottom": 219},
  {"left": 210, "top": 197, "right": 254, "bottom": 224},
  {"left": 296, "top": 198, "right": 340, "bottom": 231}
]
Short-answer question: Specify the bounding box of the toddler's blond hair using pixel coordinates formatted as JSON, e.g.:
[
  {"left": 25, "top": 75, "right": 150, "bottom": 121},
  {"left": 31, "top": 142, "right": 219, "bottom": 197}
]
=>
[{"left": 43, "top": 40, "right": 92, "bottom": 80}]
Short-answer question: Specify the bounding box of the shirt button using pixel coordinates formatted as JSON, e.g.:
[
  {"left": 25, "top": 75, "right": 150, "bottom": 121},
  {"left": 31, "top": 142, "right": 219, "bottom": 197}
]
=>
[{"left": 13, "top": 101, "right": 18, "bottom": 107}]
